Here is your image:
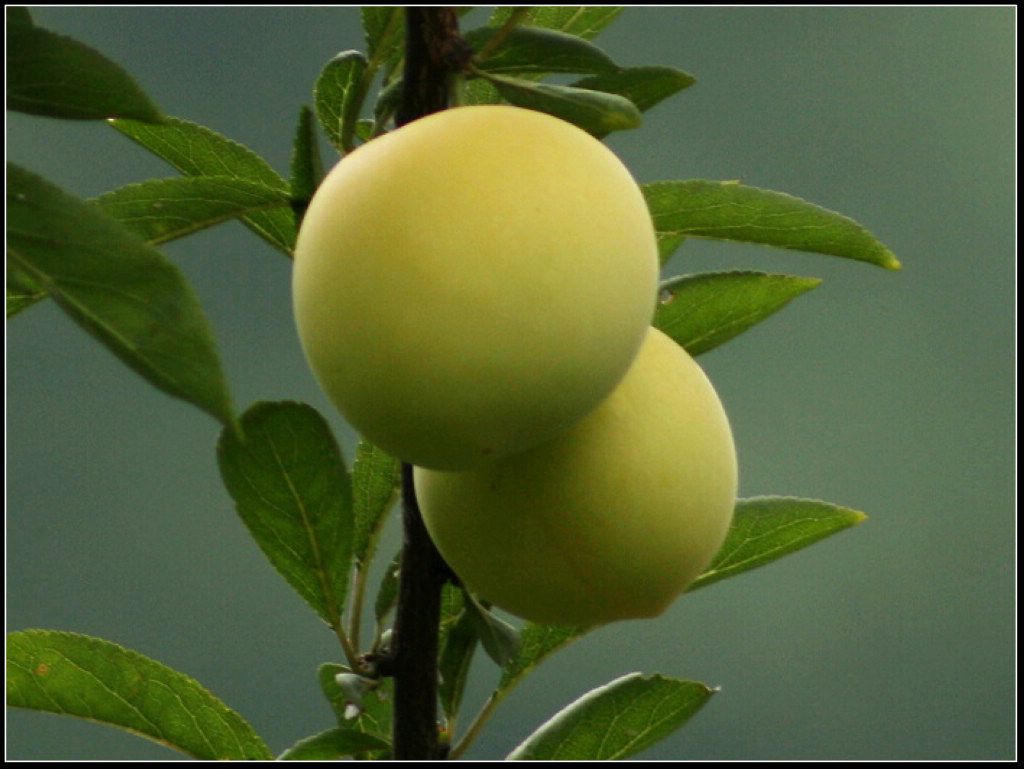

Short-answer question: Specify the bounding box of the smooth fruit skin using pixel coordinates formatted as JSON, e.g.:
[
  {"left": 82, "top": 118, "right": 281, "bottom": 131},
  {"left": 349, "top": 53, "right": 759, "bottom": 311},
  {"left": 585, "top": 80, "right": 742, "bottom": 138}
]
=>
[
  {"left": 292, "top": 105, "right": 658, "bottom": 470},
  {"left": 414, "top": 327, "right": 738, "bottom": 626}
]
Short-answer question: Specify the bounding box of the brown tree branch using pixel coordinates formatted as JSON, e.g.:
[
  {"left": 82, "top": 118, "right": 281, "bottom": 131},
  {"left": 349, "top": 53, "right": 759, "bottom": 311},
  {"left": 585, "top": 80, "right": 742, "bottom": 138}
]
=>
[{"left": 388, "top": 7, "right": 470, "bottom": 761}]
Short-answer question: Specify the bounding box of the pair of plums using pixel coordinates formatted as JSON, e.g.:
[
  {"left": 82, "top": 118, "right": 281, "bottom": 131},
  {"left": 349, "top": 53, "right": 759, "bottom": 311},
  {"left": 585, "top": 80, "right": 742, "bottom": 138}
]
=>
[{"left": 293, "top": 106, "right": 737, "bottom": 626}]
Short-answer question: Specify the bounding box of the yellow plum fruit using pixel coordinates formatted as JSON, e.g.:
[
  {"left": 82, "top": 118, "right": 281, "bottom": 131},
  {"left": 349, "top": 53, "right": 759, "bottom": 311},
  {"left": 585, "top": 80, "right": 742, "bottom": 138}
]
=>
[
  {"left": 414, "top": 327, "right": 738, "bottom": 626},
  {"left": 292, "top": 105, "right": 658, "bottom": 470}
]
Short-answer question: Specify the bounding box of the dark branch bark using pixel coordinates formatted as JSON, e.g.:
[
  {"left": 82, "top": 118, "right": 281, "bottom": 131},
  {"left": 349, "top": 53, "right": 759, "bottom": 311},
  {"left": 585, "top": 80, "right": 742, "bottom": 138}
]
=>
[
  {"left": 389, "top": 7, "right": 469, "bottom": 761},
  {"left": 395, "top": 7, "right": 472, "bottom": 129},
  {"left": 390, "top": 464, "right": 450, "bottom": 760}
]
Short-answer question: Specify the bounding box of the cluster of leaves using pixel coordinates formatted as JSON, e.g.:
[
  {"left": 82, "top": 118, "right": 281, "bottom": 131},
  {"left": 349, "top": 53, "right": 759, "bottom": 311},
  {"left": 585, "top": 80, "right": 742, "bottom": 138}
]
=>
[{"left": 6, "top": 6, "right": 898, "bottom": 761}]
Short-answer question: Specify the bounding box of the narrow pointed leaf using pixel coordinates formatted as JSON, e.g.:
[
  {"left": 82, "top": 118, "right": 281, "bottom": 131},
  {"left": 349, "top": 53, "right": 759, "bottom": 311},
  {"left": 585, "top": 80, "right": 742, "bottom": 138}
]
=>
[
  {"left": 351, "top": 440, "right": 401, "bottom": 569},
  {"left": 109, "top": 117, "right": 296, "bottom": 255},
  {"left": 373, "top": 551, "right": 402, "bottom": 625},
  {"left": 489, "top": 7, "right": 624, "bottom": 41},
  {"left": 6, "top": 264, "right": 47, "bottom": 318},
  {"left": 467, "top": 26, "right": 620, "bottom": 75},
  {"left": 6, "top": 630, "right": 272, "bottom": 760},
  {"left": 90, "top": 176, "right": 291, "bottom": 246},
  {"left": 507, "top": 672, "right": 715, "bottom": 760},
  {"left": 290, "top": 105, "right": 325, "bottom": 226},
  {"left": 314, "top": 50, "right": 370, "bottom": 153},
  {"left": 572, "top": 65, "right": 695, "bottom": 113},
  {"left": 279, "top": 728, "right": 390, "bottom": 760},
  {"left": 7, "top": 163, "right": 236, "bottom": 426},
  {"left": 642, "top": 180, "right": 902, "bottom": 269},
  {"left": 7, "top": 19, "right": 163, "bottom": 122},
  {"left": 372, "top": 75, "right": 403, "bottom": 128},
  {"left": 438, "top": 604, "right": 478, "bottom": 720},
  {"left": 217, "top": 401, "right": 354, "bottom": 626},
  {"left": 485, "top": 73, "right": 641, "bottom": 137},
  {"left": 655, "top": 271, "right": 821, "bottom": 356},
  {"left": 688, "top": 496, "right": 868, "bottom": 592}
]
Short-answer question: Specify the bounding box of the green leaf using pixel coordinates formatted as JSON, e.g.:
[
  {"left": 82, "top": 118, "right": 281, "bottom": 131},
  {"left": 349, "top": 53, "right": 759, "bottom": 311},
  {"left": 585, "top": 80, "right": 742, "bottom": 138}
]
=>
[
  {"left": 489, "top": 7, "right": 624, "bottom": 41},
  {"left": 6, "top": 19, "right": 163, "bottom": 122},
  {"left": 360, "top": 6, "right": 404, "bottom": 73},
  {"left": 109, "top": 117, "right": 296, "bottom": 256},
  {"left": 6, "top": 6, "right": 34, "bottom": 29},
  {"left": 89, "top": 176, "right": 291, "bottom": 246},
  {"left": 655, "top": 271, "right": 821, "bottom": 356},
  {"left": 688, "top": 496, "right": 868, "bottom": 592},
  {"left": 6, "top": 263, "right": 46, "bottom": 318},
  {"left": 447, "top": 622, "right": 592, "bottom": 758},
  {"left": 372, "top": 75, "right": 403, "bottom": 129},
  {"left": 317, "top": 663, "right": 392, "bottom": 751},
  {"left": 507, "top": 672, "right": 715, "bottom": 760},
  {"left": 290, "top": 105, "right": 325, "bottom": 225},
  {"left": 463, "top": 592, "right": 521, "bottom": 669},
  {"left": 438, "top": 598, "right": 478, "bottom": 721},
  {"left": 6, "top": 163, "right": 236, "bottom": 427},
  {"left": 483, "top": 73, "right": 641, "bottom": 137},
  {"left": 279, "top": 728, "right": 390, "bottom": 760},
  {"left": 373, "top": 550, "right": 402, "bottom": 626},
  {"left": 498, "top": 623, "right": 592, "bottom": 694},
  {"left": 314, "top": 50, "right": 370, "bottom": 154},
  {"left": 217, "top": 401, "right": 354, "bottom": 626},
  {"left": 572, "top": 65, "right": 696, "bottom": 113},
  {"left": 467, "top": 26, "right": 620, "bottom": 76},
  {"left": 642, "top": 180, "right": 902, "bottom": 269},
  {"left": 6, "top": 630, "right": 272, "bottom": 760},
  {"left": 351, "top": 440, "right": 401, "bottom": 570}
]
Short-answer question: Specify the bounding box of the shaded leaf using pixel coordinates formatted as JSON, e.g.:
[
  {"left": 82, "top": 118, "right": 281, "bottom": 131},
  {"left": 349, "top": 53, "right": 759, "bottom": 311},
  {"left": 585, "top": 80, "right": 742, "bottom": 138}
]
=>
[
  {"left": 109, "top": 117, "right": 296, "bottom": 255},
  {"left": 6, "top": 629, "right": 272, "bottom": 760},
  {"left": 507, "top": 672, "right": 714, "bottom": 760},
  {"left": 448, "top": 623, "right": 592, "bottom": 758},
  {"left": 314, "top": 50, "right": 370, "bottom": 154},
  {"left": 372, "top": 75, "right": 404, "bottom": 129},
  {"left": 351, "top": 440, "right": 401, "bottom": 569},
  {"left": 6, "top": 263, "right": 46, "bottom": 318},
  {"left": 467, "top": 25, "right": 619, "bottom": 75},
  {"left": 463, "top": 593, "right": 521, "bottom": 669},
  {"left": 6, "top": 19, "right": 163, "bottom": 122},
  {"left": 360, "top": 6, "right": 404, "bottom": 73},
  {"left": 655, "top": 271, "right": 821, "bottom": 356},
  {"left": 688, "top": 496, "right": 868, "bottom": 592},
  {"left": 373, "top": 550, "right": 402, "bottom": 626},
  {"left": 462, "top": 77, "right": 504, "bottom": 106},
  {"left": 484, "top": 73, "right": 641, "bottom": 137},
  {"left": 279, "top": 728, "right": 390, "bottom": 760},
  {"left": 489, "top": 7, "right": 624, "bottom": 41},
  {"left": 217, "top": 401, "right": 353, "bottom": 626},
  {"left": 290, "top": 105, "right": 325, "bottom": 225},
  {"left": 498, "top": 623, "right": 592, "bottom": 693},
  {"left": 6, "top": 6, "right": 34, "bottom": 28},
  {"left": 90, "top": 176, "right": 291, "bottom": 245},
  {"left": 438, "top": 600, "right": 478, "bottom": 721},
  {"left": 6, "top": 163, "right": 235, "bottom": 427},
  {"left": 572, "top": 65, "right": 695, "bottom": 113},
  {"left": 317, "top": 663, "right": 392, "bottom": 750},
  {"left": 643, "top": 180, "right": 902, "bottom": 269}
]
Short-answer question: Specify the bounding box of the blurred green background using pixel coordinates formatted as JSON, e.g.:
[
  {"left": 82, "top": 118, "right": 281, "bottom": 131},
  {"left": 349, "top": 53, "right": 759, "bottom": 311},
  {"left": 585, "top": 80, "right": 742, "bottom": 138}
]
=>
[{"left": 6, "top": 6, "right": 1015, "bottom": 760}]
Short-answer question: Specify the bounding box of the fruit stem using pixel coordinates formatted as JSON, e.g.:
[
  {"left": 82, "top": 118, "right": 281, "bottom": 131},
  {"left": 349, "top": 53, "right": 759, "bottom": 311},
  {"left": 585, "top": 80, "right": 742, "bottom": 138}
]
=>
[{"left": 387, "top": 8, "right": 469, "bottom": 761}]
